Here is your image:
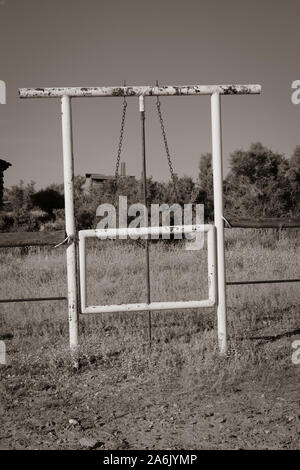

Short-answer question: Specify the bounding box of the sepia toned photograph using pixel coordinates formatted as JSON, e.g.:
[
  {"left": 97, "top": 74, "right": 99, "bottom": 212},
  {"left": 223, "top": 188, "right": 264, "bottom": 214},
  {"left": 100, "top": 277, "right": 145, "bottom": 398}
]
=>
[{"left": 0, "top": 0, "right": 299, "bottom": 457}]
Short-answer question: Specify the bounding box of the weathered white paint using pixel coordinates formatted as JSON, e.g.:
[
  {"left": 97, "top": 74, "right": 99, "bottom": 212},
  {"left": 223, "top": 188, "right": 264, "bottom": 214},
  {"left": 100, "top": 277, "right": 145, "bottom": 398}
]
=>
[
  {"left": 0, "top": 80, "right": 6, "bottom": 104},
  {"left": 80, "top": 224, "right": 212, "bottom": 238},
  {"left": 19, "top": 84, "right": 261, "bottom": 99},
  {"left": 61, "top": 95, "right": 78, "bottom": 354},
  {"left": 211, "top": 92, "right": 227, "bottom": 355},
  {"left": 139, "top": 94, "right": 145, "bottom": 112},
  {"left": 0, "top": 340, "right": 6, "bottom": 364},
  {"left": 78, "top": 225, "right": 216, "bottom": 314}
]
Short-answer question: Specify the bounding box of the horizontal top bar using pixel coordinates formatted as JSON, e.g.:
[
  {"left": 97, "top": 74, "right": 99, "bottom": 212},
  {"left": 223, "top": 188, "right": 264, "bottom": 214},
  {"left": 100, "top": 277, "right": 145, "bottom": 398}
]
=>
[{"left": 19, "top": 84, "right": 261, "bottom": 99}]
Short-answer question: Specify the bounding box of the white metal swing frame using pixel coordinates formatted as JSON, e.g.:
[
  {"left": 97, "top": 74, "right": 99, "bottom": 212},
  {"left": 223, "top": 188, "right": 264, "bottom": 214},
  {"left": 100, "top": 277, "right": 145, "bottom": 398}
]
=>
[
  {"left": 79, "top": 224, "right": 217, "bottom": 314},
  {"left": 19, "top": 84, "right": 262, "bottom": 355}
]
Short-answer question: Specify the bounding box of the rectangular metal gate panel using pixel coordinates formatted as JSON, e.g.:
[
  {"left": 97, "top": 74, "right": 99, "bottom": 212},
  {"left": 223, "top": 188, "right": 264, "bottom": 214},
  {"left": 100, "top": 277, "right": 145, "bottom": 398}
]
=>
[{"left": 78, "top": 224, "right": 217, "bottom": 314}]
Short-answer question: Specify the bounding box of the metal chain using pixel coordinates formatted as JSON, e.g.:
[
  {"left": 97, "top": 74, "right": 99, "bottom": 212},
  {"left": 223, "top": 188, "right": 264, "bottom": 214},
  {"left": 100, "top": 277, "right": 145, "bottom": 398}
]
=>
[
  {"left": 114, "top": 96, "right": 127, "bottom": 182},
  {"left": 112, "top": 84, "right": 128, "bottom": 204},
  {"left": 155, "top": 84, "right": 179, "bottom": 200}
]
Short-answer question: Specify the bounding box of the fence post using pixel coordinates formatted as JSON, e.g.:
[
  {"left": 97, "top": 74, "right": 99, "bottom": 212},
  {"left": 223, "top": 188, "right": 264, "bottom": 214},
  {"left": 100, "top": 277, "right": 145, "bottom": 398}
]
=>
[
  {"left": 61, "top": 95, "right": 79, "bottom": 356},
  {"left": 211, "top": 92, "right": 227, "bottom": 355}
]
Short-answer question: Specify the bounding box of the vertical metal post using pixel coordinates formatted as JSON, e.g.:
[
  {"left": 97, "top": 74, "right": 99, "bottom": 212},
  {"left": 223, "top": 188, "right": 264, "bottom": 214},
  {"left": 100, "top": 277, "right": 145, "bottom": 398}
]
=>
[
  {"left": 78, "top": 232, "right": 86, "bottom": 312},
  {"left": 120, "top": 161, "right": 126, "bottom": 177},
  {"left": 207, "top": 226, "right": 217, "bottom": 305},
  {"left": 139, "top": 95, "right": 152, "bottom": 347},
  {"left": 211, "top": 92, "right": 227, "bottom": 355},
  {"left": 61, "top": 95, "right": 79, "bottom": 354}
]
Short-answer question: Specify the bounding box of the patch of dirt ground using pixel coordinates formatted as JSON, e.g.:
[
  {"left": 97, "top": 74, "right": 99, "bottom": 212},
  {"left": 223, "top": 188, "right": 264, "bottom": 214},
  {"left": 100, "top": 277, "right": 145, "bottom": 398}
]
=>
[{"left": 0, "top": 354, "right": 299, "bottom": 450}]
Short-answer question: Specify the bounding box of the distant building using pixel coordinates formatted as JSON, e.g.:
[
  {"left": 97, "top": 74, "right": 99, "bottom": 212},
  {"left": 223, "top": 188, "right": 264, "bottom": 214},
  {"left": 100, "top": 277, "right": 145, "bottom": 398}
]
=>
[
  {"left": 0, "top": 159, "right": 11, "bottom": 207},
  {"left": 84, "top": 162, "right": 134, "bottom": 192}
]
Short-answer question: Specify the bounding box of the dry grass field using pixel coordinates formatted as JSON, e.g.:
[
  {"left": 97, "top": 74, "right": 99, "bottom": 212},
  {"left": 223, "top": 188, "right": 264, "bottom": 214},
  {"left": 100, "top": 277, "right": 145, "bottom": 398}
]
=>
[{"left": 0, "top": 229, "right": 299, "bottom": 450}]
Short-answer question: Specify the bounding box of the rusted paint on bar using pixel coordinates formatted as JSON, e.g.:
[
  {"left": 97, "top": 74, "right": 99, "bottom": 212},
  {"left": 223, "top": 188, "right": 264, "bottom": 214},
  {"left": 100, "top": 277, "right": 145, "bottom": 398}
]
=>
[{"left": 19, "top": 84, "right": 261, "bottom": 99}]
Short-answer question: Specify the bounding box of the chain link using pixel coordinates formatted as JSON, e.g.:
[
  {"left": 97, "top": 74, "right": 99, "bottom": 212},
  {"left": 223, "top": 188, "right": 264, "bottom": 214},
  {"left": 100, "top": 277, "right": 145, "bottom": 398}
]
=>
[{"left": 155, "top": 87, "right": 179, "bottom": 200}]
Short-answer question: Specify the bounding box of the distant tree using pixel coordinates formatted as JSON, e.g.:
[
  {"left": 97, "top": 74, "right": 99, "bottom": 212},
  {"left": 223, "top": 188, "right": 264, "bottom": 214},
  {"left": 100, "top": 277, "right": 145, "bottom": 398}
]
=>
[
  {"left": 229, "top": 143, "right": 285, "bottom": 183},
  {"left": 290, "top": 145, "right": 300, "bottom": 167},
  {"left": 286, "top": 145, "right": 300, "bottom": 215},
  {"left": 176, "top": 176, "right": 196, "bottom": 205},
  {"left": 73, "top": 175, "right": 86, "bottom": 202},
  {"left": 225, "top": 143, "right": 292, "bottom": 217},
  {"left": 31, "top": 188, "right": 64, "bottom": 217},
  {"left": 47, "top": 182, "right": 64, "bottom": 195},
  {"left": 197, "top": 153, "right": 214, "bottom": 220},
  {"left": 8, "top": 180, "right": 35, "bottom": 213},
  {"left": 6, "top": 180, "right": 38, "bottom": 230}
]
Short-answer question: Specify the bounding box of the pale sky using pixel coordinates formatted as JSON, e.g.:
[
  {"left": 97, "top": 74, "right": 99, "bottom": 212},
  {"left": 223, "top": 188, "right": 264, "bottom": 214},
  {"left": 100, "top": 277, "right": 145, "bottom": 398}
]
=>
[{"left": 0, "top": 0, "right": 300, "bottom": 188}]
